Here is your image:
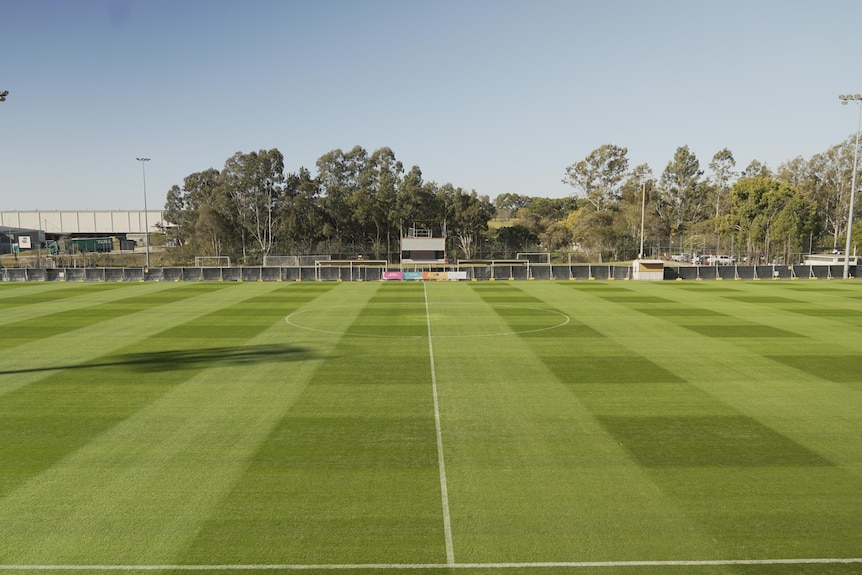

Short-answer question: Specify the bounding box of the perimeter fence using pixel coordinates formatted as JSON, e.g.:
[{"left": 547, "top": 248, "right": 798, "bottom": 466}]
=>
[{"left": 1, "top": 264, "right": 857, "bottom": 282}]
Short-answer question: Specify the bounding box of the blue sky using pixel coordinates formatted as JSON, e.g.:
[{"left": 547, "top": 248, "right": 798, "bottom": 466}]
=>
[{"left": 2, "top": 0, "right": 861, "bottom": 211}]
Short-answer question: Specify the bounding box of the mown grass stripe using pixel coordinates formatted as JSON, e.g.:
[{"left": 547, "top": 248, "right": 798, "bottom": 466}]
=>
[
  {"left": 0, "top": 284, "right": 339, "bottom": 565},
  {"left": 2, "top": 556, "right": 862, "bottom": 570},
  {"left": 0, "top": 284, "right": 331, "bottom": 501},
  {"left": 0, "top": 284, "right": 279, "bottom": 399},
  {"left": 179, "top": 283, "right": 445, "bottom": 565},
  {"left": 424, "top": 282, "right": 454, "bottom": 565},
  {"left": 537, "top": 281, "right": 862, "bottom": 557},
  {"left": 422, "top": 284, "right": 713, "bottom": 562}
]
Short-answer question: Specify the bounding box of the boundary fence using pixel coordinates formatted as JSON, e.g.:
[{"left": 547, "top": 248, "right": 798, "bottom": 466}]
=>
[{"left": 1, "top": 264, "right": 858, "bottom": 283}]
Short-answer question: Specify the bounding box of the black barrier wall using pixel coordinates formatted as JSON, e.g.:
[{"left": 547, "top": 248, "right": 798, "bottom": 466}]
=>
[{"left": 0, "top": 265, "right": 858, "bottom": 282}]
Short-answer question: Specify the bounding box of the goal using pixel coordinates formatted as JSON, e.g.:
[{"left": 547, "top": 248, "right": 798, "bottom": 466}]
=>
[
  {"left": 516, "top": 252, "right": 551, "bottom": 265},
  {"left": 263, "top": 255, "right": 331, "bottom": 267},
  {"left": 194, "top": 256, "right": 231, "bottom": 267}
]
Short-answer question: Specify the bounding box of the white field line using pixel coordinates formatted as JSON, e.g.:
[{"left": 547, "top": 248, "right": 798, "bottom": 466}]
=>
[
  {"left": 2, "top": 558, "right": 862, "bottom": 570},
  {"left": 424, "top": 282, "right": 455, "bottom": 565}
]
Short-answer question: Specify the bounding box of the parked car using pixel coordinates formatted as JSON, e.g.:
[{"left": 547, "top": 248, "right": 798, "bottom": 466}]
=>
[
  {"left": 714, "top": 255, "right": 736, "bottom": 265},
  {"left": 693, "top": 254, "right": 711, "bottom": 265},
  {"left": 670, "top": 253, "right": 691, "bottom": 262}
]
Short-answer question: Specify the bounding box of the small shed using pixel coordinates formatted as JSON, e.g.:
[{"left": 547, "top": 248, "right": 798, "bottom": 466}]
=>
[{"left": 632, "top": 259, "right": 664, "bottom": 280}]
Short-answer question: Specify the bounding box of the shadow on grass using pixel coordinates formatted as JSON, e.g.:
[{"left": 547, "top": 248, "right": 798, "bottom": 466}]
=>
[{"left": 0, "top": 344, "right": 316, "bottom": 376}]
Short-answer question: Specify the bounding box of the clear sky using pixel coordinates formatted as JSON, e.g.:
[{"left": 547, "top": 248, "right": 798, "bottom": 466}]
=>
[{"left": 2, "top": 0, "right": 861, "bottom": 211}]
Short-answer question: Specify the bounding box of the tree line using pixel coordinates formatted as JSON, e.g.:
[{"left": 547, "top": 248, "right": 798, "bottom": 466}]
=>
[
  {"left": 162, "top": 146, "right": 494, "bottom": 263},
  {"left": 161, "top": 139, "right": 862, "bottom": 264}
]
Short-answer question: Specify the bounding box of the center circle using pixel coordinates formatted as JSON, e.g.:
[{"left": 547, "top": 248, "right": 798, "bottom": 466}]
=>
[{"left": 285, "top": 303, "right": 570, "bottom": 338}]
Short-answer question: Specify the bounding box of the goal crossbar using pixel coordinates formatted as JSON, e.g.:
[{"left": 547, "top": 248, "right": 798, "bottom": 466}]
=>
[{"left": 194, "top": 256, "right": 230, "bottom": 267}]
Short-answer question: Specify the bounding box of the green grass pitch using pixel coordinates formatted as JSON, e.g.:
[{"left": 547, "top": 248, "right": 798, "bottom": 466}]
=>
[{"left": 1, "top": 279, "right": 861, "bottom": 575}]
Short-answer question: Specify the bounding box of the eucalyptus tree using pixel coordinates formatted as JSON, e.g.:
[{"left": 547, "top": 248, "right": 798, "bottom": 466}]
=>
[
  {"left": 493, "top": 224, "right": 539, "bottom": 257},
  {"left": 353, "top": 147, "right": 403, "bottom": 258},
  {"left": 778, "top": 138, "right": 856, "bottom": 251},
  {"left": 706, "top": 148, "right": 738, "bottom": 252},
  {"left": 316, "top": 146, "right": 368, "bottom": 252},
  {"left": 396, "top": 166, "right": 441, "bottom": 230},
  {"left": 438, "top": 185, "right": 495, "bottom": 258},
  {"left": 565, "top": 206, "right": 618, "bottom": 261},
  {"left": 724, "top": 176, "right": 817, "bottom": 264},
  {"left": 658, "top": 146, "right": 707, "bottom": 235},
  {"left": 742, "top": 159, "right": 772, "bottom": 178},
  {"left": 515, "top": 197, "right": 578, "bottom": 253},
  {"left": 563, "top": 144, "right": 630, "bottom": 211},
  {"left": 217, "top": 148, "right": 286, "bottom": 259},
  {"left": 162, "top": 168, "right": 229, "bottom": 255},
  {"left": 709, "top": 148, "right": 737, "bottom": 219},
  {"left": 494, "top": 193, "right": 533, "bottom": 221},
  {"left": 163, "top": 185, "right": 187, "bottom": 247},
  {"left": 281, "top": 167, "right": 323, "bottom": 253}
]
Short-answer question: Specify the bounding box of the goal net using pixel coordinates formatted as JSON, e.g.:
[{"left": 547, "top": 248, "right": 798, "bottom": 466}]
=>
[
  {"left": 194, "top": 256, "right": 231, "bottom": 267},
  {"left": 263, "top": 255, "right": 330, "bottom": 267},
  {"left": 516, "top": 252, "right": 551, "bottom": 265}
]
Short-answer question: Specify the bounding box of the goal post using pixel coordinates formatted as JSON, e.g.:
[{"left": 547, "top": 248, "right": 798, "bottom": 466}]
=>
[
  {"left": 516, "top": 252, "right": 551, "bottom": 265},
  {"left": 263, "top": 255, "right": 332, "bottom": 267},
  {"left": 194, "top": 256, "right": 231, "bottom": 267},
  {"left": 314, "top": 259, "right": 388, "bottom": 281}
]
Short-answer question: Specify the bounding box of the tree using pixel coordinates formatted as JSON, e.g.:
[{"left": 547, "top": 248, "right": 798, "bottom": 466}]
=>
[
  {"left": 162, "top": 168, "right": 227, "bottom": 254},
  {"left": 163, "top": 185, "right": 186, "bottom": 247},
  {"left": 563, "top": 144, "right": 629, "bottom": 211},
  {"left": 356, "top": 147, "right": 403, "bottom": 258},
  {"left": 658, "top": 145, "right": 706, "bottom": 233},
  {"left": 566, "top": 206, "right": 618, "bottom": 261},
  {"left": 494, "top": 193, "right": 533, "bottom": 221},
  {"left": 778, "top": 138, "right": 855, "bottom": 251},
  {"left": 195, "top": 202, "right": 233, "bottom": 257},
  {"left": 316, "top": 146, "right": 368, "bottom": 253},
  {"left": 493, "top": 224, "right": 539, "bottom": 257},
  {"left": 439, "top": 186, "right": 495, "bottom": 259},
  {"left": 281, "top": 167, "right": 322, "bottom": 253},
  {"left": 709, "top": 148, "right": 737, "bottom": 220},
  {"left": 742, "top": 159, "right": 772, "bottom": 178},
  {"left": 217, "top": 149, "right": 286, "bottom": 259},
  {"left": 515, "top": 197, "right": 577, "bottom": 253},
  {"left": 723, "top": 176, "right": 817, "bottom": 264},
  {"left": 397, "top": 166, "right": 432, "bottom": 225}
]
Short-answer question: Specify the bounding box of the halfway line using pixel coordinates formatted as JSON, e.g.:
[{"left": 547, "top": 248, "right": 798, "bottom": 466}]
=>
[
  {"left": 424, "top": 282, "right": 455, "bottom": 565},
  {"left": 3, "top": 558, "right": 862, "bottom": 570}
]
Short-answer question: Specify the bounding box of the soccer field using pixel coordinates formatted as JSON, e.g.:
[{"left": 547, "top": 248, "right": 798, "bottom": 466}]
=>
[{"left": 1, "top": 279, "right": 861, "bottom": 575}]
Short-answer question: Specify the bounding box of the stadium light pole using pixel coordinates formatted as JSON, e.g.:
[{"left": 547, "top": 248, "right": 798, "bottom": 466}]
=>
[
  {"left": 136, "top": 157, "right": 151, "bottom": 271},
  {"left": 639, "top": 180, "right": 647, "bottom": 259},
  {"left": 839, "top": 94, "right": 861, "bottom": 279},
  {"left": 1, "top": 92, "right": 9, "bottom": 260}
]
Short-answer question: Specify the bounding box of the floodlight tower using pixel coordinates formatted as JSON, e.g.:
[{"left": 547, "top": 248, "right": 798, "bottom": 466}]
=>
[
  {"left": 839, "top": 94, "right": 861, "bottom": 279},
  {"left": 136, "top": 157, "right": 151, "bottom": 271},
  {"left": 639, "top": 180, "right": 647, "bottom": 258}
]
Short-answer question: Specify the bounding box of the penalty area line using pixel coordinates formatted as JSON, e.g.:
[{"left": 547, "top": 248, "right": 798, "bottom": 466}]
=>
[{"left": 2, "top": 558, "right": 862, "bottom": 570}]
